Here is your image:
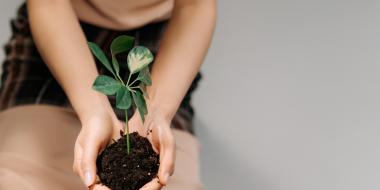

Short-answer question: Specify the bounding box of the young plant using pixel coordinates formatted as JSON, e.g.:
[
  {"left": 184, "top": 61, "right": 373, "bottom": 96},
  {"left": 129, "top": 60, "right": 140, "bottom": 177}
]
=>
[{"left": 88, "top": 35, "right": 153, "bottom": 154}]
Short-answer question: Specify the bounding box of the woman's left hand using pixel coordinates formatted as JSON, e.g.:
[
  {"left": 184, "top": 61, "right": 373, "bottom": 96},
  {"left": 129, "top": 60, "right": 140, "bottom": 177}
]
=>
[
  {"left": 90, "top": 109, "right": 176, "bottom": 190},
  {"left": 129, "top": 108, "right": 176, "bottom": 190}
]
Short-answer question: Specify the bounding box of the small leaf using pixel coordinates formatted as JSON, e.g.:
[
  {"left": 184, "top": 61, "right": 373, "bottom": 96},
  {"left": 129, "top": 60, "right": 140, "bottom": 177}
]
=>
[
  {"left": 112, "top": 56, "right": 120, "bottom": 77},
  {"left": 137, "top": 67, "right": 152, "bottom": 86},
  {"left": 127, "top": 46, "right": 154, "bottom": 74},
  {"left": 116, "top": 86, "right": 132, "bottom": 110},
  {"left": 110, "top": 35, "right": 135, "bottom": 55},
  {"left": 110, "top": 35, "right": 134, "bottom": 76},
  {"left": 139, "top": 83, "right": 149, "bottom": 99},
  {"left": 92, "top": 75, "right": 123, "bottom": 95},
  {"left": 132, "top": 91, "right": 147, "bottom": 122},
  {"left": 88, "top": 42, "right": 114, "bottom": 75}
]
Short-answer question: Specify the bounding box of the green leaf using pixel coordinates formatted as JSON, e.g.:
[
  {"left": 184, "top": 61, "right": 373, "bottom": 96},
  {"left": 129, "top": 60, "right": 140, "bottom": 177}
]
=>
[
  {"left": 112, "top": 55, "right": 120, "bottom": 77},
  {"left": 137, "top": 67, "right": 152, "bottom": 86},
  {"left": 110, "top": 35, "right": 135, "bottom": 55},
  {"left": 88, "top": 42, "right": 114, "bottom": 75},
  {"left": 92, "top": 75, "right": 123, "bottom": 95},
  {"left": 116, "top": 86, "right": 132, "bottom": 110},
  {"left": 110, "top": 35, "right": 134, "bottom": 77},
  {"left": 139, "top": 83, "right": 149, "bottom": 99},
  {"left": 132, "top": 91, "right": 147, "bottom": 122},
  {"left": 127, "top": 46, "right": 154, "bottom": 74}
]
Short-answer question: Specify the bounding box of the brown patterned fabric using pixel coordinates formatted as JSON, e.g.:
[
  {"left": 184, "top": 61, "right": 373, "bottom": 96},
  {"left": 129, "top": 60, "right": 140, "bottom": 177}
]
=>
[{"left": 0, "top": 3, "right": 200, "bottom": 134}]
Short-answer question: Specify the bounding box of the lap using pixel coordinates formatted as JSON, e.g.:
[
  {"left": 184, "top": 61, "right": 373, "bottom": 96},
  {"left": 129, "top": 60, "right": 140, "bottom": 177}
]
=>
[
  {"left": 0, "top": 105, "right": 202, "bottom": 190},
  {"left": 0, "top": 105, "right": 84, "bottom": 190}
]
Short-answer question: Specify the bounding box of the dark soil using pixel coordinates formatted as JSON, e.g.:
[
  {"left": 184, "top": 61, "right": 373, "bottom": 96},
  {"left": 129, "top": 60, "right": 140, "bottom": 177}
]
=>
[{"left": 97, "top": 132, "right": 160, "bottom": 190}]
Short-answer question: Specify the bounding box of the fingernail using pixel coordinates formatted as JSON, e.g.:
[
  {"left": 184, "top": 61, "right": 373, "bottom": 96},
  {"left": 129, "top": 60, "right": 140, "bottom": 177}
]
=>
[{"left": 84, "top": 171, "right": 93, "bottom": 186}]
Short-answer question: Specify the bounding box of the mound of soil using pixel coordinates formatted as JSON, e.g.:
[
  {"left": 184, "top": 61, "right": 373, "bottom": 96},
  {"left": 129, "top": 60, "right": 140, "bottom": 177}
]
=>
[{"left": 97, "top": 132, "right": 159, "bottom": 190}]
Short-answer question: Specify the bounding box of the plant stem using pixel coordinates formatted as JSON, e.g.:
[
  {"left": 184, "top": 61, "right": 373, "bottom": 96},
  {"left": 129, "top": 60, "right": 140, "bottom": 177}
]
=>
[
  {"left": 126, "top": 73, "right": 132, "bottom": 86},
  {"left": 128, "top": 77, "right": 139, "bottom": 87},
  {"left": 126, "top": 87, "right": 137, "bottom": 93},
  {"left": 117, "top": 74, "right": 125, "bottom": 85},
  {"left": 112, "top": 73, "right": 118, "bottom": 80},
  {"left": 125, "top": 109, "right": 130, "bottom": 155}
]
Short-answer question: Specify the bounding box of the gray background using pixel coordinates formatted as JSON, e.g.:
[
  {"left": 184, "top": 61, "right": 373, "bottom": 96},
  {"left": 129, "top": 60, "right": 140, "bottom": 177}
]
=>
[{"left": 1, "top": 1, "right": 380, "bottom": 190}]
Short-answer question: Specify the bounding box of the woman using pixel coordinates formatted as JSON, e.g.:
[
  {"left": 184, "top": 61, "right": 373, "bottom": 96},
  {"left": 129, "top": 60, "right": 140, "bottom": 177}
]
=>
[{"left": 0, "top": 0, "right": 216, "bottom": 189}]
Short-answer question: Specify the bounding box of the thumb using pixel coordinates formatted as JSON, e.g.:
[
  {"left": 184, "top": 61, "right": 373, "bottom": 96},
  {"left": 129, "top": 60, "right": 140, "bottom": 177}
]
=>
[
  {"left": 80, "top": 142, "right": 99, "bottom": 187},
  {"left": 157, "top": 135, "right": 176, "bottom": 185}
]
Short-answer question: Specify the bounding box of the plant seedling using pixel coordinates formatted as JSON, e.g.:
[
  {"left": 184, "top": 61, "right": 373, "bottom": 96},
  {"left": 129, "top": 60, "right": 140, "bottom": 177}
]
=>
[{"left": 88, "top": 35, "right": 153, "bottom": 154}]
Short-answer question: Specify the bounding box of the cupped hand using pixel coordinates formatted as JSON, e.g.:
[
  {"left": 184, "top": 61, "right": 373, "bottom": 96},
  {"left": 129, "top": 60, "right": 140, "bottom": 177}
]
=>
[
  {"left": 73, "top": 107, "right": 123, "bottom": 189},
  {"left": 73, "top": 107, "right": 175, "bottom": 190},
  {"left": 128, "top": 108, "right": 176, "bottom": 190}
]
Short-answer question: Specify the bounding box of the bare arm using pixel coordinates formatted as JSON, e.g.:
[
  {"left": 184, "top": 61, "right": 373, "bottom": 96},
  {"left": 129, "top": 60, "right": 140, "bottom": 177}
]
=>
[
  {"left": 148, "top": 0, "right": 217, "bottom": 120},
  {"left": 137, "top": 0, "right": 216, "bottom": 188},
  {"left": 27, "top": 0, "right": 115, "bottom": 122},
  {"left": 27, "top": 0, "right": 123, "bottom": 187}
]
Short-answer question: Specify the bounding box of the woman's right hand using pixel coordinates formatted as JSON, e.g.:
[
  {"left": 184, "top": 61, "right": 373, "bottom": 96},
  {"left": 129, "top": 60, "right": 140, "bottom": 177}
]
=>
[{"left": 73, "top": 106, "right": 123, "bottom": 189}]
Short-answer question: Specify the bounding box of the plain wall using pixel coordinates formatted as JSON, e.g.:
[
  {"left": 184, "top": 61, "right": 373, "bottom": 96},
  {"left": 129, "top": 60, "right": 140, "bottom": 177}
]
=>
[{"left": 1, "top": 1, "right": 380, "bottom": 190}]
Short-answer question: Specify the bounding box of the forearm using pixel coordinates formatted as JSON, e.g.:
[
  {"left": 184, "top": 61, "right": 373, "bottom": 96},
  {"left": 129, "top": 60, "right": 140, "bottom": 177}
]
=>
[
  {"left": 27, "top": 0, "right": 113, "bottom": 122},
  {"left": 147, "top": 0, "right": 216, "bottom": 121}
]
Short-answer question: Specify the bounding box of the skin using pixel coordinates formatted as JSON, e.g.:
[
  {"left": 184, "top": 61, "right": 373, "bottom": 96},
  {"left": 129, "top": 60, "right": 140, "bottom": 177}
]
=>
[{"left": 27, "top": 0, "right": 216, "bottom": 189}]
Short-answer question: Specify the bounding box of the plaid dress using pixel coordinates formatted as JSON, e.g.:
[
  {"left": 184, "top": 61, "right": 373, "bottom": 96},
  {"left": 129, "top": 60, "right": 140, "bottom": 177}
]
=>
[{"left": 0, "top": 3, "right": 201, "bottom": 134}]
